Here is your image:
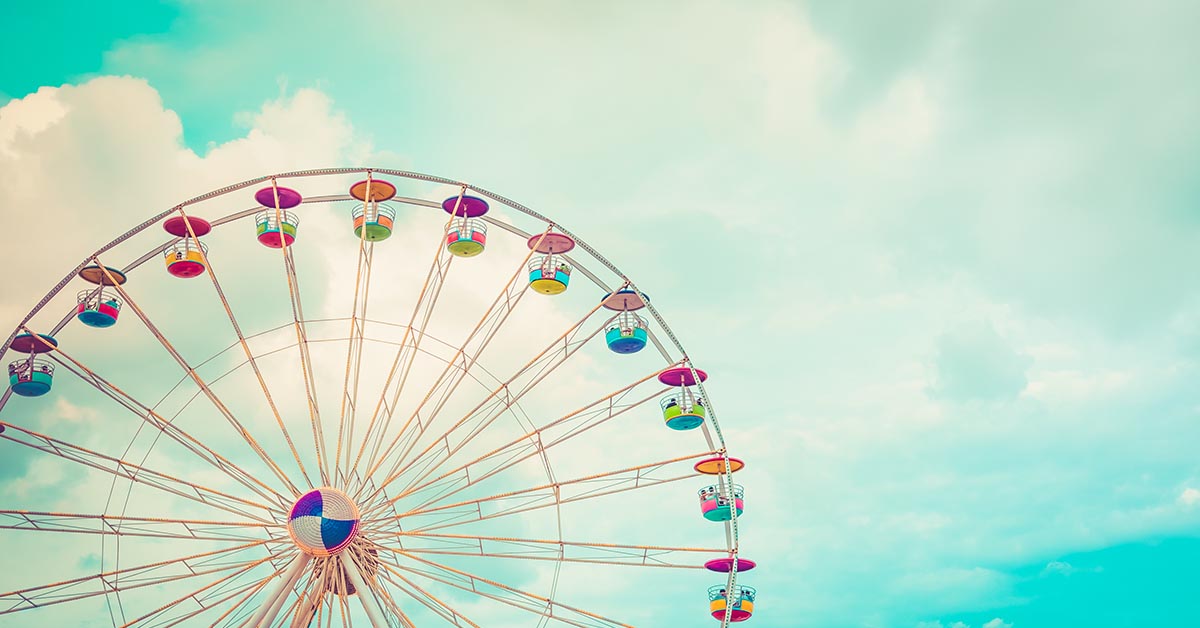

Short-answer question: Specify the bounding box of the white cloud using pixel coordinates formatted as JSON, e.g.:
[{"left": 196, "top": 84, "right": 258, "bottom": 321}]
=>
[
  {"left": 888, "top": 567, "right": 1016, "bottom": 618},
  {"left": 4, "top": 1, "right": 1200, "bottom": 626},
  {"left": 49, "top": 397, "right": 97, "bottom": 424},
  {"left": 982, "top": 619, "right": 1013, "bottom": 628},
  {"left": 0, "top": 75, "right": 373, "bottom": 616},
  {"left": 928, "top": 320, "right": 1031, "bottom": 402},
  {"left": 850, "top": 74, "right": 940, "bottom": 160},
  {"left": 0, "top": 77, "right": 367, "bottom": 333},
  {"left": 1041, "top": 560, "right": 1077, "bottom": 576},
  {"left": 0, "top": 86, "right": 67, "bottom": 157},
  {"left": 0, "top": 73, "right": 707, "bottom": 628}
]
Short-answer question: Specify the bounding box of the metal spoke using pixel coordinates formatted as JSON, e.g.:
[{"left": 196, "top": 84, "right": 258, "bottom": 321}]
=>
[
  {"left": 284, "top": 562, "right": 328, "bottom": 628},
  {"left": 0, "top": 421, "right": 276, "bottom": 522},
  {"left": 365, "top": 304, "right": 607, "bottom": 516},
  {"left": 0, "top": 540, "right": 272, "bottom": 614},
  {"left": 118, "top": 552, "right": 279, "bottom": 628},
  {"left": 335, "top": 175, "right": 380, "bottom": 488},
  {"left": 384, "top": 451, "right": 714, "bottom": 533},
  {"left": 258, "top": 567, "right": 316, "bottom": 628},
  {"left": 245, "top": 552, "right": 313, "bottom": 628},
  {"left": 365, "top": 573, "right": 418, "bottom": 628},
  {"left": 379, "top": 370, "right": 664, "bottom": 517},
  {"left": 343, "top": 554, "right": 388, "bottom": 628},
  {"left": 17, "top": 329, "right": 286, "bottom": 508},
  {"left": 270, "top": 182, "right": 332, "bottom": 488},
  {"left": 197, "top": 566, "right": 285, "bottom": 628},
  {"left": 91, "top": 261, "right": 297, "bottom": 500},
  {"left": 0, "top": 510, "right": 278, "bottom": 542},
  {"left": 0, "top": 166, "right": 743, "bottom": 628},
  {"left": 387, "top": 551, "right": 634, "bottom": 628},
  {"left": 382, "top": 531, "right": 721, "bottom": 569},
  {"left": 375, "top": 566, "right": 481, "bottom": 628},
  {"left": 356, "top": 227, "right": 550, "bottom": 501},
  {"left": 179, "top": 207, "right": 313, "bottom": 492},
  {"left": 350, "top": 207, "right": 457, "bottom": 490}
]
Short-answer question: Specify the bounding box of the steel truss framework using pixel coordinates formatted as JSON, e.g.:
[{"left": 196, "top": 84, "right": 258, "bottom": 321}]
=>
[{"left": 0, "top": 168, "right": 747, "bottom": 627}]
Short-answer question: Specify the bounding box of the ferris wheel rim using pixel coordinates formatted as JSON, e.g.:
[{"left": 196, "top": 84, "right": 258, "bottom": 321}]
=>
[
  {"left": 1, "top": 166, "right": 736, "bottom": 488},
  {"left": 0, "top": 166, "right": 746, "bottom": 628},
  {"left": 8, "top": 167, "right": 682, "bottom": 362}
]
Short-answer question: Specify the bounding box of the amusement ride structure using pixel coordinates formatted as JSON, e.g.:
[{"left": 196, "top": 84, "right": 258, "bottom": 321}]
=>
[{"left": 0, "top": 168, "right": 756, "bottom": 627}]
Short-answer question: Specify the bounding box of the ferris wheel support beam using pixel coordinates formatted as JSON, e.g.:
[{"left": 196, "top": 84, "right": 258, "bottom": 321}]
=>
[
  {"left": 178, "top": 207, "right": 314, "bottom": 492},
  {"left": 286, "top": 564, "right": 330, "bottom": 628},
  {"left": 245, "top": 552, "right": 311, "bottom": 628},
  {"left": 92, "top": 261, "right": 298, "bottom": 501},
  {"left": 358, "top": 565, "right": 419, "bottom": 628},
  {"left": 343, "top": 555, "right": 389, "bottom": 628}
]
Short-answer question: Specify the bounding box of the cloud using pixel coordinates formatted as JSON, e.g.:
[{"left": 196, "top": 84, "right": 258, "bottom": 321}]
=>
[
  {"left": 891, "top": 567, "right": 1015, "bottom": 613},
  {"left": 0, "top": 72, "right": 705, "bottom": 628},
  {"left": 928, "top": 321, "right": 1031, "bottom": 402},
  {"left": 1041, "top": 560, "right": 1077, "bottom": 576},
  {"left": 3, "top": 1, "right": 1200, "bottom": 626},
  {"left": 850, "top": 74, "right": 939, "bottom": 162},
  {"left": 916, "top": 619, "right": 1010, "bottom": 628},
  {"left": 0, "top": 76, "right": 367, "bottom": 334},
  {"left": 0, "top": 76, "right": 374, "bottom": 619},
  {"left": 0, "top": 86, "right": 67, "bottom": 157}
]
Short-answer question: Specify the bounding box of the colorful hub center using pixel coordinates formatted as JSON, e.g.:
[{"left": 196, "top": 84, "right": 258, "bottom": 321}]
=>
[{"left": 287, "top": 487, "right": 361, "bottom": 556}]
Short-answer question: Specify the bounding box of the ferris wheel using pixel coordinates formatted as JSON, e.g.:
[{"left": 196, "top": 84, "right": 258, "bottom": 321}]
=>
[{"left": 0, "top": 168, "right": 757, "bottom": 627}]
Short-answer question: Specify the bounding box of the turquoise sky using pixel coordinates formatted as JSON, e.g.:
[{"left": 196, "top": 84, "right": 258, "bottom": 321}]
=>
[{"left": 2, "top": 2, "right": 1200, "bottom": 627}]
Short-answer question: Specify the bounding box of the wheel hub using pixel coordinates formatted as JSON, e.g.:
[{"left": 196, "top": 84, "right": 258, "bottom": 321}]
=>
[{"left": 287, "top": 487, "right": 361, "bottom": 557}]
